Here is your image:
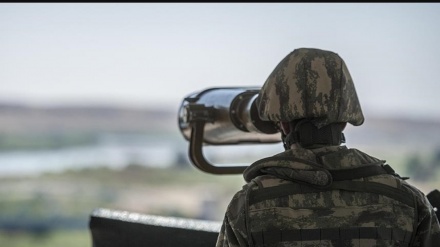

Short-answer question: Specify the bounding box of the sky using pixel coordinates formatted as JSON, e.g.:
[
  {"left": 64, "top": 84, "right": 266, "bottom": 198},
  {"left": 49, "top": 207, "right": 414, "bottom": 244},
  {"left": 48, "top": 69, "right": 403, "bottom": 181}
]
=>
[{"left": 1, "top": 3, "right": 440, "bottom": 121}]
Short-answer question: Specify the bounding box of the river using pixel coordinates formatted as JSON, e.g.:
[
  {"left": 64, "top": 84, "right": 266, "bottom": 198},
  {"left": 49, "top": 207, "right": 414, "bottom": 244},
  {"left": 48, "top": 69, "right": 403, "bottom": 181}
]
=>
[{"left": 0, "top": 134, "right": 283, "bottom": 177}]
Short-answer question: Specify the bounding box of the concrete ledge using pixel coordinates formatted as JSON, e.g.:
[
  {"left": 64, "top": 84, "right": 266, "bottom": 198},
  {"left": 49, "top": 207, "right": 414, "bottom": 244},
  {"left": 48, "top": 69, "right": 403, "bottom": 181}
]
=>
[{"left": 89, "top": 208, "right": 221, "bottom": 247}]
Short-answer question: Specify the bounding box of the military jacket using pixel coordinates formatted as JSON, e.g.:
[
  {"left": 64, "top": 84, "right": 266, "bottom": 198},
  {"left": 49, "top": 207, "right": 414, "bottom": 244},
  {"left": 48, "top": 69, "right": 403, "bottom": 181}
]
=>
[{"left": 215, "top": 146, "right": 440, "bottom": 247}]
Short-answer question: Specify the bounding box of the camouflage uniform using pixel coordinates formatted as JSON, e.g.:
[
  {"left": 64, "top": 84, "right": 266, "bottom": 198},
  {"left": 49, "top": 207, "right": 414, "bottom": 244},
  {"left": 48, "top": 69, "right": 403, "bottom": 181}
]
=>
[
  {"left": 216, "top": 146, "right": 440, "bottom": 246},
  {"left": 216, "top": 48, "right": 440, "bottom": 246}
]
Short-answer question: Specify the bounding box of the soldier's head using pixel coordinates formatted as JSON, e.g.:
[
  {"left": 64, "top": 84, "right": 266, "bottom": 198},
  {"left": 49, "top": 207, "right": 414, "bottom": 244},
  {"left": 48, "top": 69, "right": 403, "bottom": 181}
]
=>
[{"left": 257, "top": 48, "right": 364, "bottom": 149}]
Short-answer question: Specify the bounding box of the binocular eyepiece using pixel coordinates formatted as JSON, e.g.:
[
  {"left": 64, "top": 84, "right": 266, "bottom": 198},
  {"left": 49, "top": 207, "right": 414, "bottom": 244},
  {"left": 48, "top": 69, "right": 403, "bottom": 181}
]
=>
[{"left": 178, "top": 87, "right": 282, "bottom": 175}]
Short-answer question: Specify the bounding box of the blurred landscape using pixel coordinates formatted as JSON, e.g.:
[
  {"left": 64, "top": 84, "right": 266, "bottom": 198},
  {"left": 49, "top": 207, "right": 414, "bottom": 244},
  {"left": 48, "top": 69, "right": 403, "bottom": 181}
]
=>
[{"left": 0, "top": 102, "right": 439, "bottom": 247}]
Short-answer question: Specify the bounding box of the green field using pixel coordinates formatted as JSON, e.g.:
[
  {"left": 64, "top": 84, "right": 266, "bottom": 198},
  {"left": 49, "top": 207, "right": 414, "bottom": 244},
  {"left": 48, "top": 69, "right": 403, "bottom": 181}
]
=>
[{"left": 0, "top": 230, "right": 91, "bottom": 247}]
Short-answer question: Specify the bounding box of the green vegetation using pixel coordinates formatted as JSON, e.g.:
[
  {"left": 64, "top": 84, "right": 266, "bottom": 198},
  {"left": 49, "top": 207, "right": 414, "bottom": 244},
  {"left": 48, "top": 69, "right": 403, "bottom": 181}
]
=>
[
  {"left": 0, "top": 133, "right": 99, "bottom": 151},
  {"left": 0, "top": 230, "right": 91, "bottom": 247},
  {"left": 43, "top": 163, "right": 244, "bottom": 188},
  {"left": 406, "top": 147, "right": 440, "bottom": 182}
]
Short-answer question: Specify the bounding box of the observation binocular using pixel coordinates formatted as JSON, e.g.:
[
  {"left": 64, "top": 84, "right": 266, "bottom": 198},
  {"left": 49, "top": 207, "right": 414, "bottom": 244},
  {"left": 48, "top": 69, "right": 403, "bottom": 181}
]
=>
[{"left": 178, "top": 87, "right": 282, "bottom": 174}]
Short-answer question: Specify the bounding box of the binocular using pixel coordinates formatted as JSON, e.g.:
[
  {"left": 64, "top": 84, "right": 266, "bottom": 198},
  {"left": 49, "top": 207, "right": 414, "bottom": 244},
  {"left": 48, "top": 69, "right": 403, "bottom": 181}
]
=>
[{"left": 178, "top": 87, "right": 282, "bottom": 174}]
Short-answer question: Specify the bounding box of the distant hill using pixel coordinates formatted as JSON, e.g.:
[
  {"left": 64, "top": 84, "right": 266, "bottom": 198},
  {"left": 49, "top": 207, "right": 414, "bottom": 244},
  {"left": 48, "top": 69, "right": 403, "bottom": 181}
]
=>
[
  {"left": 0, "top": 102, "right": 439, "bottom": 151},
  {"left": 344, "top": 116, "right": 440, "bottom": 150},
  {"left": 0, "top": 102, "right": 178, "bottom": 135}
]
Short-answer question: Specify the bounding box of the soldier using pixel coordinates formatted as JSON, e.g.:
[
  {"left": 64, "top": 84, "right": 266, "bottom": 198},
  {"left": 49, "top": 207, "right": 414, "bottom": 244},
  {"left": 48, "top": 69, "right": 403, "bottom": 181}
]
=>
[{"left": 215, "top": 48, "right": 440, "bottom": 247}]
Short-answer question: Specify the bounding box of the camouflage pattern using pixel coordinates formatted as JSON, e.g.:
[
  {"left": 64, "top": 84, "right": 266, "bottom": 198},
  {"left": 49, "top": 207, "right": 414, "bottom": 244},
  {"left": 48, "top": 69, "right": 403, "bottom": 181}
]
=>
[
  {"left": 216, "top": 146, "right": 440, "bottom": 247},
  {"left": 257, "top": 48, "right": 364, "bottom": 128}
]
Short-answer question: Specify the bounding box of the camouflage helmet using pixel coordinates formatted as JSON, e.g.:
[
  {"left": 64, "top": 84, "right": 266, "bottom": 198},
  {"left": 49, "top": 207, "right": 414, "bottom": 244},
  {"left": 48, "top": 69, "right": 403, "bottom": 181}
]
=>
[{"left": 257, "top": 48, "right": 364, "bottom": 128}]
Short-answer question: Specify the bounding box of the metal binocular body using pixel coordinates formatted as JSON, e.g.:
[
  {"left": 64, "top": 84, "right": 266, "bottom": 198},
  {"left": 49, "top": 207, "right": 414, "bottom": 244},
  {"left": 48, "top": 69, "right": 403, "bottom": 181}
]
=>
[{"left": 178, "top": 87, "right": 281, "bottom": 174}]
